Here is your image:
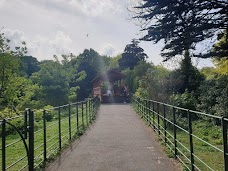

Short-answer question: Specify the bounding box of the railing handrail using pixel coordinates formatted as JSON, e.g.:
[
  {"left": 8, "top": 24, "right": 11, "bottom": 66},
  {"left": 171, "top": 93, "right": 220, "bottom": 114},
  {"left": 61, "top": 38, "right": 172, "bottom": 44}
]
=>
[{"left": 132, "top": 94, "right": 223, "bottom": 119}]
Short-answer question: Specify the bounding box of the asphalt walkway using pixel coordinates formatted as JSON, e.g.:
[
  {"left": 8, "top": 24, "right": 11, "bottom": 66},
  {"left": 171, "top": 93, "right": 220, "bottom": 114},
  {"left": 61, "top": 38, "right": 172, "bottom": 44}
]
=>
[{"left": 46, "top": 104, "right": 180, "bottom": 171}]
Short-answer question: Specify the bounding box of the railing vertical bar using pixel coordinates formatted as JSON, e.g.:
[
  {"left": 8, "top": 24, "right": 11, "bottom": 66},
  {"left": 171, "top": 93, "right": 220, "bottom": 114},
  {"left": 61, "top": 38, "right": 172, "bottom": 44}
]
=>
[
  {"left": 163, "top": 104, "right": 167, "bottom": 145},
  {"left": 144, "top": 100, "right": 146, "bottom": 120},
  {"left": 68, "top": 104, "right": 71, "bottom": 141},
  {"left": 43, "top": 110, "right": 47, "bottom": 163},
  {"left": 76, "top": 103, "right": 79, "bottom": 134},
  {"left": 146, "top": 100, "right": 150, "bottom": 124},
  {"left": 173, "top": 107, "right": 177, "bottom": 158},
  {"left": 92, "top": 99, "right": 94, "bottom": 119},
  {"left": 28, "top": 110, "right": 34, "bottom": 171},
  {"left": 157, "top": 103, "right": 160, "bottom": 135},
  {"left": 82, "top": 102, "right": 84, "bottom": 130},
  {"left": 137, "top": 97, "right": 139, "bottom": 112},
  {"left": 24, "top": 109, "right": 28, "bottom": 139},
  {"left": 58, "top": 107, "right": 61, "bottom": 150},
  {"left": 89, "top": 100, "right": 91, "bottom": 123},
  {"left": 141, "top": 98, "right": 143, "bottom": 117},
  {"left": 149, "top": 101, "right": 151, "bottom": 126},
  {"left": 86, "top": 101, "right": 88, "bottom": 126},
  {"left": 188, "top": 110, "right": 194, "bottom": 171},
  {"left": 152, "top": 101, "right": 155, "bottom": 130},
  {"left": 222, "top": 117, "right": 228, "bottom": 171},
  {"left": 2, "top": 119, "right": 6, "bottom": 171}
]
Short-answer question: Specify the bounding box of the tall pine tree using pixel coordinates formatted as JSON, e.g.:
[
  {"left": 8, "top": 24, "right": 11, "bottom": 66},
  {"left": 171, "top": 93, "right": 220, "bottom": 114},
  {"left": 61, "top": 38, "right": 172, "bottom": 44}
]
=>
[{"left": 118, "top": 39, "right": 148, "bottom": 70}]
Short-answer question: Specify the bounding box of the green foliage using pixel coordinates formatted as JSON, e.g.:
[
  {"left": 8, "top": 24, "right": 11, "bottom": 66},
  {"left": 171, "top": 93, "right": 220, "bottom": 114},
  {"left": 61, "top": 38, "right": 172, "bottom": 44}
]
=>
[
  {"left": 213, "top": 57, "right": 228, "bottom": 75},
  {"left": 4, "top": 76, "right": 43, "bottom": 111},
  {"left": 135, "top": 65, "right": 171, "bottom": 101},
  {"left": 31, "top": 60, "right": 70, "bottom": 106},
  {"left": 109, "top": 54, "right": 121, "bottom": 69},
  {"left": 170, "top": 91, "right": 197, "bottom": 111},
  {"left": 69, "top": 49, "right": 110, "bottom": 101},
  {"left": 197, "top": 76, "right": 228, "bottom": 117},
  {"left": 200, "top": 67, "right": 217, "bottom": 80},
  {"left": 123, "top": 61, "right": 152, "bottom": 94},
  {"left": 169, "top": 55, "right": 204, "bottom": 94},
  {"left": 118, "top": 39, "right": 148, "bottom": 70},
  {"left": 68, "top": 86, "right": 80, "bottom": 102},
  {"left": 19, "top": 56, "right": 40, "bottom": 77},
  {"left": 133, "top": 0, "right": 227, "bottom": 60}
]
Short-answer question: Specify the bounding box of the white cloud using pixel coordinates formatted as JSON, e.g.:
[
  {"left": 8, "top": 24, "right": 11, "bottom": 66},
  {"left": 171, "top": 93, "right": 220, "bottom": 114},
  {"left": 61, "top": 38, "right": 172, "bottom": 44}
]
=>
[
  {"left": 3, "top": 28, "right": 26, "bottom": 49},
  {"left": 99, "top": 43, "right": 119, "bottom": 56},
  {"left": 0, "top": 0, "right": 214, "bottom": 68},
  {"left": 21, "top": 0, "right": 123, "bottom": 20},
  {"left": 3, "top": 28, "right": 75, "bottom": 60}
]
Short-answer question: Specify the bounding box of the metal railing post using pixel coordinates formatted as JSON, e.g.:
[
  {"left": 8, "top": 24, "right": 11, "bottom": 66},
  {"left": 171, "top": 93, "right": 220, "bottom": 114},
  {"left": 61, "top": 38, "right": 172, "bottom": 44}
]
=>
[
  {"left": 43, "top": 110, "right": 47, "bottom": 163},
  {"left": 144, "top": 100, "right": 146, "bottom": 120},
  {"left": 82, "top": 102, "right": 84, "bottom": 130},
  {"left": 92, "top": 99, "right": 94, "bottom": 119},
  {"left": 173, "top": 107, "right": 177, "bottom": 158},
  {"left": 222, "top": 117, "right": 228, "bottom": 171},
  {"left": 188, "top": 110, "right": 194, "bottom": 171},
  {"left": 141, "top": 98, "right": 142, "bottom": 117},
  {"left": 28, "top": 110, "right": 34, "bottom": 171},
  {"left": 146, "top": 100, "right": 150, "bottom": 123},
  {"left": 68, "top": 104, "right": 71, "bottom": 141},
  {"left": 152, "top": 101, "right": 155, "bottom": 130},
  {"left": 86, "top": 100, "right": 88, "bottom": 126},
  {"left": 149, "top": 100, "right": 151, "bottom": 126},
  {"left": 24, "top": 109, "right": 28, "bottom": 139},
  {"left": 90, "top": 100, "right": 92, "bottom": 122},
  {"left": 76, "top": 103, "right": 79, "bottom": 134},
  {"left": 2, "top": 119, "right": 6, "bottom": 171},
  {"left": 137, "top": 97, "right": 139, "bottom": 112},
  {"left": 58, "top": 107, "right": 61, "bottom": 150},
  {"left": 157, "top": 103, "right": 160, "bottom": 135},
  {"left": 163, "top": 104, "right": 167, "bottom": 145}
]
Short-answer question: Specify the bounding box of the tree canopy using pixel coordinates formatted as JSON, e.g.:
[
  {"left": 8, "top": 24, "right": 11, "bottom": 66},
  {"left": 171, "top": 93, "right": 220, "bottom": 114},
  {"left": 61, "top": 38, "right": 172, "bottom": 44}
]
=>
[
  {"left": 133, "top": 0, "right": 228, "bottom": 61},
  {"left": 118, "top": 39, "right": 148, "bottom": 70}
]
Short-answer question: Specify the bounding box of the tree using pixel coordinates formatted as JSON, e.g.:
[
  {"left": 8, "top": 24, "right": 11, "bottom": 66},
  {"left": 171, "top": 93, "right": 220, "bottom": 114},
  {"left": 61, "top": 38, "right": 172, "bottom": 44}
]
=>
[
  {"left": 20, "top": 56, "right": 40, "bottom": 77},
  {"left": 70, "top": 49, "right": 110, "bottom": 100},
  {"left": 77, "top": 49, "right": 110, "bottom": 74},
  {"left": 197, "top": 76, "right": 228, "bottom": 117},
  {"left": 135, "top": 65, "right": 171, "bottom": 102},
  {"left": 0, "top": 32, "right": 27, "bottom": 105},
  {"left": 109, "top": 54, "right": 121, "bottom": 69},
  {"left": 118, "top": 39, "right": 148, "bottom": 70},
  {"left": 133, "top": 0, "right": 227, "bottom": 61},
  {"left": 211, "top": 31, "right": 228, "bottom": 75},
  {"left": 31, "top": 60, "right": 70, "bottom": 106},
  {"left": 3, "top": 76, "right": 43, "bottom": 111}
]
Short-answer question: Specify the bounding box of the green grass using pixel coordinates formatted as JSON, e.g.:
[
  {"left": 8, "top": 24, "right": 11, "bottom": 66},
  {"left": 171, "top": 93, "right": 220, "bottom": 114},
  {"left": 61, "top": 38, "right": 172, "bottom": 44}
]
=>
[
  {"left": 133, "top": 103, "right": 225, "bottom": 171},
  {"left": 0, "top": 105, "right": 97, "bottom": 171}
]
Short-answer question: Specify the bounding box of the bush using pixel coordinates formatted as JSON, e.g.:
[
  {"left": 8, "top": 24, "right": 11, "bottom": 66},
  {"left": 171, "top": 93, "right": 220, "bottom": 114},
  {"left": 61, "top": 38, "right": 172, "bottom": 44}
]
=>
[{"left": 169, "top": 91, "right": 198, "bottom": 119}]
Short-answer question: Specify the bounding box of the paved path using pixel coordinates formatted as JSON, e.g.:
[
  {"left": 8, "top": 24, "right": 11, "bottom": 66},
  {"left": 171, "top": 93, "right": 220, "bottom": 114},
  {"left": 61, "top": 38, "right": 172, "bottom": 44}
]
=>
[{"left": 46, "top": 104, "right": 180, "bottom": 171}]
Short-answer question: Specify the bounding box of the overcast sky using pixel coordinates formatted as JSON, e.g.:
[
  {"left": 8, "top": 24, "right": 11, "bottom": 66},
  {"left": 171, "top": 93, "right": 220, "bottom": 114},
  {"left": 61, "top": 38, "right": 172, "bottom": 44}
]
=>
[{"left": 0, "top": 0, "right": 213, "bottom": 68}]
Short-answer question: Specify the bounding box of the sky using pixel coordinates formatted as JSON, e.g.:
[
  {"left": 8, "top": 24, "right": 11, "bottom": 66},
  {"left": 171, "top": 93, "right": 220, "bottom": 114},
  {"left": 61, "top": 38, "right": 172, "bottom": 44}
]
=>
[{"left": 0, "top": 0, "right": 213, "bottom": 68}]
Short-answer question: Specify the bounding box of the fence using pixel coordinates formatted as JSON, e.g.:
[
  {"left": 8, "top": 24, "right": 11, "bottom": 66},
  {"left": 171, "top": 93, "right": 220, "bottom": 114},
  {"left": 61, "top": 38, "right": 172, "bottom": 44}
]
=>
[
  {"left": 0, "top": 96, "right": 100, "bottom": 171},
  {"left": 131, "top": 94, "right": 228, "bottom": 171}
]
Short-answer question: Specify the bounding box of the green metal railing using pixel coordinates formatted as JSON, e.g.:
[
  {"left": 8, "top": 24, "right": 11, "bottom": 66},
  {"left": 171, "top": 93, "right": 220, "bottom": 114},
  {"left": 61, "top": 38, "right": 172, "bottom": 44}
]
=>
[
  {"left": 0, "top": 96, "right": 100, "bottom": 171},
  {"left": 131, "top": 94, "right": 228, "bottom": 171}
]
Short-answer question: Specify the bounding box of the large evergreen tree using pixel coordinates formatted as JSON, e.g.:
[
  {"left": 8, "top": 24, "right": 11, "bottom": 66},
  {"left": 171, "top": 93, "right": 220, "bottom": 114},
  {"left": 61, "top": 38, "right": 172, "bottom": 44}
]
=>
[
  {"left": 118, "top": 39, "right": 148, "bottom": 70},
  {"left": 133, "top": 0, "right": 227, "bottom": 60},
  {"left": 133, "top": 0, "right": 227, "bottom": 92}
]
